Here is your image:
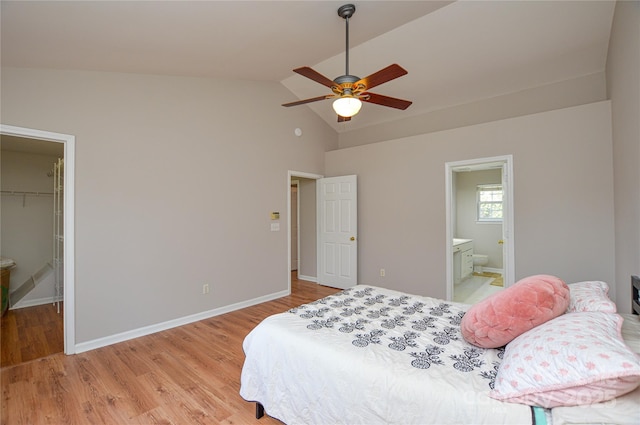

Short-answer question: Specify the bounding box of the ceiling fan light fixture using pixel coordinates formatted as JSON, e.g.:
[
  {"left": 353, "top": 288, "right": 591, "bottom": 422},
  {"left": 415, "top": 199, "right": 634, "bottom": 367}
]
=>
[
  {"left": 332, "top": 96, "right": 362, "bottom": 118},
  {"left": 282, "top": 3, "right": 411, "bottom": 121}
]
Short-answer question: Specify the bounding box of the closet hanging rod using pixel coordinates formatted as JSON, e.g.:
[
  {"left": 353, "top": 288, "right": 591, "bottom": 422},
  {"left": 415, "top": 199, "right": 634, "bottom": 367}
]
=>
[{"left": 1, "top": 190, "right": 54, "bottom": 196}]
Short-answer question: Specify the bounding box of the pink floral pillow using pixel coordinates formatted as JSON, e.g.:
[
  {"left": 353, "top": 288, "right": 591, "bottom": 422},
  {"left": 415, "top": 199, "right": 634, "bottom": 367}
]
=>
[
  {"left": 490, "top": 312, "right": 640, "bottom": 407},
  {"left": 460, "top": 275, "right": 570, "bottom": 348},
  {"left": 567, "top": 281, "right": 616, "bottom": 313}
]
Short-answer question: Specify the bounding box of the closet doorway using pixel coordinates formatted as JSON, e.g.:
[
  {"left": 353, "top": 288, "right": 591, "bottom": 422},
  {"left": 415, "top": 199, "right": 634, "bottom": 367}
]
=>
[{"left": 0, "top": 125, "right": 75, "bottom": 358}]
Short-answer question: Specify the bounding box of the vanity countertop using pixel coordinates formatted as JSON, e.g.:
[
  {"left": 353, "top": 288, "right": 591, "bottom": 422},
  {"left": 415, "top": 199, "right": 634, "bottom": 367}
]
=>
[{"left": 453, "top": 238, "right": 472, "bottom": 246}]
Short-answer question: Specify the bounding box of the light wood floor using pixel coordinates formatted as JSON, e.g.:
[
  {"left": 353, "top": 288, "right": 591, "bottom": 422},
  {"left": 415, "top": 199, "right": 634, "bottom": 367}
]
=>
[
  {"left": 1, "top": 302, "right": 64, "bottom": 367},
  {"left": 1, "top": 274, "right": 339, "bottom": 424}
]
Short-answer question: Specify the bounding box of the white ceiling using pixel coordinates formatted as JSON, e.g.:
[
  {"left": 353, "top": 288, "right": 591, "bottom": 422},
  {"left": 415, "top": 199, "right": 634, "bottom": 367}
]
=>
[{"left": 1, "top": 1, "right": 616, "bottom": 134}]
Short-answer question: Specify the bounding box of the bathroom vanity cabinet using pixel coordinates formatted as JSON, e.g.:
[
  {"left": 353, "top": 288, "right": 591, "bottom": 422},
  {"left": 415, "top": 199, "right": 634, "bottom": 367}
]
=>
[{"left": 453, "top": 240, "right": 474, "bottom": 284}]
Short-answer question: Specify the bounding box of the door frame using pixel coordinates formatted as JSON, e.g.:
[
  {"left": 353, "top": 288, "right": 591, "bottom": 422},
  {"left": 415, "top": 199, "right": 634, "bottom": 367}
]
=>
[
  {"left": 287, "top": 170, "right": 323, "bottom": 293},
  {"left": 445, "top": 155, "right": 514, "bottom": 301},
  {"left": 290, "top": 179, "right": 300, "bottom": 272},
  {"left": 1, "top": 124, "right": 76, "bottom": 354}
]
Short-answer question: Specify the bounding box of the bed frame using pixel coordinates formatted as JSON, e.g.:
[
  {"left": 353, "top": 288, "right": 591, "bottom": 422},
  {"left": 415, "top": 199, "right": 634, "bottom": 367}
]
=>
[
  {"left": 255, "top": 402, "right": 264, "bottom": 419},
  {"left": 632, "top": 275, "right": 640, "bottom": 315}
]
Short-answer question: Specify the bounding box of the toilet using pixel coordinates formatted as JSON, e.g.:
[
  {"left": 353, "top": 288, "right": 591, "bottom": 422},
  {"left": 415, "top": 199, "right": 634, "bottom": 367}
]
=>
[{"left": 472, "top": 254, "right": 488, "bottom": 273}]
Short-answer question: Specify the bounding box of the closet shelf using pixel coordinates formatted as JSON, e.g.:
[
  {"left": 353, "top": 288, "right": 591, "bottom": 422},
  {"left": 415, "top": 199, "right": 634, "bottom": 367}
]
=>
[{"left": 1, "top": 190, "right": 54, "bottom": 196}]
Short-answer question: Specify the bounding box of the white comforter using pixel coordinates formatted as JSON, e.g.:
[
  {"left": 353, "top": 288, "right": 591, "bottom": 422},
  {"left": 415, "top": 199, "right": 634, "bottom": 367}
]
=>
[{"left": 240, "top": 285, "right": 531, "bottom": 424}]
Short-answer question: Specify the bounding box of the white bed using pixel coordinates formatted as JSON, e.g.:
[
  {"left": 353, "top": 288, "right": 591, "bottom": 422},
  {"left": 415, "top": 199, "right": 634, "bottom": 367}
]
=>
[{"left": 240, "top": 285, "right": 640, "bottom": 425}]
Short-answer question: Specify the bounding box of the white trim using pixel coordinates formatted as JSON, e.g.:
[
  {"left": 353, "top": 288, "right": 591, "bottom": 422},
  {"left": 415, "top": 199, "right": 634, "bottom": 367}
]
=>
[
  {"left": 0, "top": 124, "right": 76, "bottom": 354},
  {"left": 445, "top": 155, "right": 515, "bottom": 301},
  {"left": 11, "top": 296, "right": 63, "bottom": 309},
  {"left": 287, "top": 170, "right": 323, "bottom": 293},
  {"left": 502, "top": 158, "right": 515, "bottom": 287},
  {"left": 288, "top": 170, "right": 325, "bottom": 180},
  {"left": 297, "top": 274, "right": 317, "bottom": 283},
  {"left": 445, "top": 167, "right": 454, "bottom": 301},
  {"left": 480, "top": 267, "right": 503, "bottom": 275},
  {"left": 75, "top": 289, "right": 290, "bottom": 354}
]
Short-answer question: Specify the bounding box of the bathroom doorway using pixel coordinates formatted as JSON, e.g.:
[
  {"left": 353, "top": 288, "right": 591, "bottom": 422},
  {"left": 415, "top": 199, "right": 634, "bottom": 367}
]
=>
[
  {"left": 445, "top": 155, "right": 514, "bottom": 303},
  {"left": 0, "top": 125, "right": 75, "bottom": 355}
]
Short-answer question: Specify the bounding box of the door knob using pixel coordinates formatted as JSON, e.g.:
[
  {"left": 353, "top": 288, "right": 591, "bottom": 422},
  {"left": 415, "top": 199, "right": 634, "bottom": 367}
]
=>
[
  {"left": 350, "top": 236, "right": 356, "bottom": 241},
  {"left": 498, "top": 239, "right": 504, "bottom": 244}
]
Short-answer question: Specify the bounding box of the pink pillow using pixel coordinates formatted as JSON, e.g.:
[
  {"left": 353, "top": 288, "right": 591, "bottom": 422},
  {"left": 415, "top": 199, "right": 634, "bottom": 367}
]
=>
[
  {"left": 567, "top": 281, "right": 617, "bottom": 313},
  {"left": 461, "top": 274, "right": 570, "bottom": 348},
  {"left": 490, "top": 312, "right": 640, "bottom": 407}
]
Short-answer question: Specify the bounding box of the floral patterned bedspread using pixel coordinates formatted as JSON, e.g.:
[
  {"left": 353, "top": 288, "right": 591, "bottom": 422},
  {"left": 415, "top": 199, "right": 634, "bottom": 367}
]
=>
[
  {"left": 292, "top": 285, "right": 503, "bottom": 378},
  {"left": 240, "top": 285, "right": 532, "bottom": 425}
]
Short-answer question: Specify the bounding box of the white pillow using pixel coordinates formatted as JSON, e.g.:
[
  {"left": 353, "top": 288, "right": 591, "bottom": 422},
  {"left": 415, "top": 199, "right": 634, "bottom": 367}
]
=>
[
  {"left": 567, "top": 281, "right": 616, "bottom": 313},
  {"left": 490, "top": 312, "right": 640, "bottom": 408}
]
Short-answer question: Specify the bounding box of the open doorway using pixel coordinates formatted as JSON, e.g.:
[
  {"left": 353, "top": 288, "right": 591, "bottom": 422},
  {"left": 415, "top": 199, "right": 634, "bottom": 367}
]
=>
[
  {"left": 0, "top": 125, "right": 75, "bottom": 356},
  {"left": 445, "top": 155, "right": 514, "bottom": 304},
  {"left": 287, "top": 171, "right": 323, "bottom": 292}
]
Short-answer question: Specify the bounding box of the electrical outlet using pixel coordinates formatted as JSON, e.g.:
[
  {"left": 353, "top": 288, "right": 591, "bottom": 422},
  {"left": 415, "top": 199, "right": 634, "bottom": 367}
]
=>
[
  {"left": 380, "top": 268, "right": 385, "bottom": 277},
  {"left": 202, "top": 284, "right": 210, "bottom": 294}
]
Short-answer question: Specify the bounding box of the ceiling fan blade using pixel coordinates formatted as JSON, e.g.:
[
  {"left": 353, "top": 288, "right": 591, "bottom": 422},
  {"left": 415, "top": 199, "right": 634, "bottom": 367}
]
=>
[
  {"left": 282, "top": 95, "right": 334, "bottom": 107},
  {"left": 337, "top": 115, "right": 352, "bottom": 123},
  {"left": 293, "top": 67, "right": 336, "bottom": 89},
  {"left": 361, "top": 92, "right": 412, "bottom": 110},
  {"left": 355, "top": 64, "right": 408, "bottom": 91}
]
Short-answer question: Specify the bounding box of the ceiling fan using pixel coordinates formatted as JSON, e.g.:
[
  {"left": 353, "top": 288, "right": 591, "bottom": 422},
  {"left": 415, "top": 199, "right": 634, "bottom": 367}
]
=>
[{"left": 282, "top": 4, "right": 412, "bottom": 122}]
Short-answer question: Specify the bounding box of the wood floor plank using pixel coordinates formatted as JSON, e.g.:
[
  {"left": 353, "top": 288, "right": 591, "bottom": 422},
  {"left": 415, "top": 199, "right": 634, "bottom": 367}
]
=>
[
  {"left": 1, "top": 312, "right": 21, "bottom": 365},
  {"left": 1, "top": 302, "right": 64, "bottom": 367},
  {"left": 2, "top": 276, "right": 339, "bottom": 424}
]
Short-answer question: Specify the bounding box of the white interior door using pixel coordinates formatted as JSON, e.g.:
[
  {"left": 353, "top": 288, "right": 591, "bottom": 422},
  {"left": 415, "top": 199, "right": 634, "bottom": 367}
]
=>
[{"left": 317, "top": 175, "right": 357, "bottom": 289}]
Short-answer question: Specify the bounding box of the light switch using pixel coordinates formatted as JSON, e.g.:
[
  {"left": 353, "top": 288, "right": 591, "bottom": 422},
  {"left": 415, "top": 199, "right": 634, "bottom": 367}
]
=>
[{"left": 271, "top": 223, "right": 280, "bottom": 231}]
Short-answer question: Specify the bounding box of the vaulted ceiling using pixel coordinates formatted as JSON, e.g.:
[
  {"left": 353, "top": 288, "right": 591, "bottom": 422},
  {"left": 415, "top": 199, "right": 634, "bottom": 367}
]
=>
[{"left": 1, "top": 1, "right": 616, "bottom": 133}]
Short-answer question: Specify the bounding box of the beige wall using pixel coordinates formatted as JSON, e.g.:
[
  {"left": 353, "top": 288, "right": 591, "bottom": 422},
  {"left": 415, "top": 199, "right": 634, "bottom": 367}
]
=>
[
  {"left": 325, "top": 102, "right": 615, "bottom": 301},
  {"left": 338, "top": 72, "right": 607, "bottom": 149},
  {"left": 607, "top": 0, "right": 640, "bottom": 314},
  {"left": 1, "top": 67, "right": 337, "bottom": 344}
]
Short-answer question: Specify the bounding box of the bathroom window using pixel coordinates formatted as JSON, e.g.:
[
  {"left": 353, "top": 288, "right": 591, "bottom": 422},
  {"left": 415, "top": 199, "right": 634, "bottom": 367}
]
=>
[{"left": 477, "top": 184, "right": 503, "bottom": 222}]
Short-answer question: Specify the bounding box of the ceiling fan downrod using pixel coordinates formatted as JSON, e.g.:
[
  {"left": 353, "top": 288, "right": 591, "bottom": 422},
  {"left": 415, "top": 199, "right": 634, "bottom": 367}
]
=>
[{"left": 338, "top": 4, "right": 356, "bottom": 77}]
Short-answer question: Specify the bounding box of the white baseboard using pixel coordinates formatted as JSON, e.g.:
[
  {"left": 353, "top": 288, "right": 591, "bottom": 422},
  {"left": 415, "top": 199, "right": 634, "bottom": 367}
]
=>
[
  {"left": 297, "top": 274, "right": 317, "bottom": 283},
  {"left": 483, "top": 267, "right": 503, "bottom": 274},
  {"left": 74, "top": 289, "right": 290, "bottom": 354},
  {"left": 11, "top": 295, "right": 62, "bottom": 309}
]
